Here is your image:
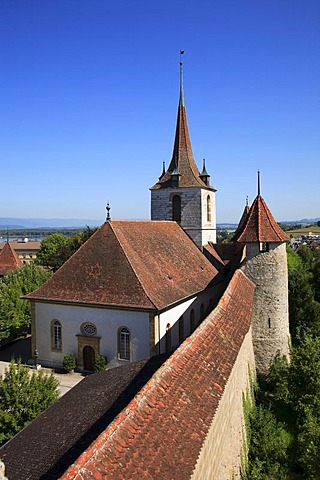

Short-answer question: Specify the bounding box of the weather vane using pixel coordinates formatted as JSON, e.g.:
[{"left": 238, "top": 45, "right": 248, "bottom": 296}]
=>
[{"left": 106, "top": 202, "right": 111, "bottom": 222}]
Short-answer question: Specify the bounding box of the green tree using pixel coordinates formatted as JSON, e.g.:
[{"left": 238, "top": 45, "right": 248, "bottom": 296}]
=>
[
  {"left": 36, "top": 227, "right": 98, "bottom": 271},
  {"left": 94, "top": 354, "right": 108, "bottom": 372},
  {"left": 247, "top": 405, "right": 292, "bottom": 479},
  {"left": 36, "top": 233, "right": 74, "bottom": 271},
  {"left": 287, "top": 248, "right": 320, "bottom": 342},
  {"left": 62, "top": 353, "right": 77, "bottom": 373},
  {"left": 0, "top": 359, "right": 59, "bottom": 445},
  {"left": 0, "top": 265, "right": 51, "bottom": 341}
]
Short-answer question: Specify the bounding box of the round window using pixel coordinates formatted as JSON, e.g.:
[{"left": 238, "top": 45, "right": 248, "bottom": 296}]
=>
[{"left": 81, "top": 323, "right": 97, "bottom": 336}]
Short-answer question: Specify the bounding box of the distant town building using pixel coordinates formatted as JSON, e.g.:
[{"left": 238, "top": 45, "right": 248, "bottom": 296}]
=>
[{"left": 0, "top": 240, "right": 40, "bottom": 265}]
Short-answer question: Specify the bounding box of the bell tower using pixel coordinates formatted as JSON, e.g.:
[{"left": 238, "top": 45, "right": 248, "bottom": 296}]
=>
[
  {"left": 150, "top": 58, "right": 217, "bottom": 248},
  {"left": 233, "top": 173, "right": 290, "bottom": 375}
]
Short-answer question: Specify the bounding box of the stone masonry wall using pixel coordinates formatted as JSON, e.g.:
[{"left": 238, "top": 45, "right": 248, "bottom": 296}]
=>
[
  {"left": 191, "top": 327, "right": 255, "bottom": 480},
  {"left": 244, "top": 242, "right": 290, "bottom": 375},
  {"left": 151, "top": 187, "right": 216, "bottom": 247}
]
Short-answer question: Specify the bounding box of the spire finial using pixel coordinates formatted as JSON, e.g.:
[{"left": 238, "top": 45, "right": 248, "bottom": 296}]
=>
[
  {"left": 246, "top": 195, "right": 249, "bottom": 206},
  {"left": 257, "top": 170, "right": 261, "bottom": 196},
  {"left": 179, "top": 50, "right": 185, "bottom": 106},
  {"left": 6, "top": 228, "right": 9, "bottom": 244},
  {"left": 106, "top": 202, "right": 111, "bottom": 222}
]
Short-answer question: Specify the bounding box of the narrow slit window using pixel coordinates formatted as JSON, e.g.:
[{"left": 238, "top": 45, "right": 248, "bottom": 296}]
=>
[{"left": 207, "top": 195, "right": 212, "bottom": 222}]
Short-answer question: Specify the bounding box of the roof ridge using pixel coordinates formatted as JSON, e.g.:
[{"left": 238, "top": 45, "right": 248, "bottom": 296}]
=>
[
  {"left": 260, "top": 197, "right": 285, "bottom": 241},
  {"left": 109, "top": 223, "right": 157, "bottom": 310},
  {"left": 61, "top": 269, "right": 255, "bottom": 479}
]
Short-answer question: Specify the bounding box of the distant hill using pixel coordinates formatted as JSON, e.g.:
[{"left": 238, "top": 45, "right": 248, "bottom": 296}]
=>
[
  {"left": 0, "top": 218, "right": 102, "bottom": 229},
  {"left": 280, "top": 218, "right": 320, "bottom": 225},
  {"left": 1, "top": 217, "right": 319, "bottom": 230}
]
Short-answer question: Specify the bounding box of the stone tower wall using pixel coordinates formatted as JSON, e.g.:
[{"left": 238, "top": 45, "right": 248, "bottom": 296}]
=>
[
  {"left": 151, "top": 187, "right": 216, "bottom": 247},
  {"left": 244, "top": 242, "right": 290, "bottom": 375}
]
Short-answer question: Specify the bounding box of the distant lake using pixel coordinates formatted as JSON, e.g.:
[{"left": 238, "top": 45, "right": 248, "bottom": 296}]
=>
[{"left": 0, "top": 236, "right": 47, "bottom": 243}]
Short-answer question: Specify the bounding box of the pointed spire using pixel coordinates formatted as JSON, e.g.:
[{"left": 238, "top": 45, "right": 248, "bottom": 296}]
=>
[
  {"left": 234, "top": 194, "right": 290, "bottom": 243},
  {"left": 200, "top": 158, "right": 210, "bottom": 186},
  {"left": 179, "top": 50, "right": 185, "bottom": 107},
  {"left": 150, "top": 54, "right": 215, "bottom": 192},
  {"left": 232, "top": 198, "right": 251, "bottom": 242},
  {"left": 258, "top": 170, "right": 261, "bottom": 197},
  {"left": 106, "top": 202, "right": 111, "bottom": 222},
  {"left": 159, "top": 161, "right": 166, "bottom": 180}
]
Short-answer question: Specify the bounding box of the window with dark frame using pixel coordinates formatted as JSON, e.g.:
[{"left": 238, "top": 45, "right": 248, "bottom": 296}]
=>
[
  {"left": 52, "top": 320, "right": 62, "bottom": 350},
  {"left": 119, "top": 327, "right": 130, "bottom": 360}
]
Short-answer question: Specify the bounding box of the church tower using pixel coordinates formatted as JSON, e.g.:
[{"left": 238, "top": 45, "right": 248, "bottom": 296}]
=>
[
  {"left": 233, "top": 174, "right": 290, "bottom": 375},
  {"left": 150, "top": 60, "right": 216, "bottom": 248}
]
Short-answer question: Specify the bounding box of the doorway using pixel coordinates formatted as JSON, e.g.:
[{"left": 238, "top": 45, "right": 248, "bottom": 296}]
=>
[{"left": 83, "top": 345, "right": 95, "bottom": 371}]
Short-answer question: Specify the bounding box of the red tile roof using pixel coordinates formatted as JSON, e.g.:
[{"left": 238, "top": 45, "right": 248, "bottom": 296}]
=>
[
  {"left": 26, "top": 221, "right": 219, "bottom": 310},
  {"left": 0, "top": 242, "right": 23, "bottom": 276},
  {"left": 205, "top": 242, "right": 245, "bottom": 266},
  {"left": 232, "top": 204, "right": 250, "bottom": 241},
  {"left": 0, "top": 241, "right": 41, "bottom": 251},
  {"left": 233, "top": 195, "right": 290, "bottom": 243},
  {"left": 61, "top": 269, "right": 255, "bottom": 480},
  {"left": 150, "top": 85, "right": 214, "bottom": 191}
]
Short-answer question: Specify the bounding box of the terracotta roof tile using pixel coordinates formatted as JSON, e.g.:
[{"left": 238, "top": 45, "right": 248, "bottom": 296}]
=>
[
  {"left": 0, "top": 355, "right": 169, "bottom": 480},
  {"left": 234, "top": 195, "right": 290, "bottom": 243},
  {"left": 0, "top": 242, "right": 23, "bottom": 276},
  {"left": 0, "top": 241, "right": 41, "bottom": 251},
  {"left": 232, "top": 204, "right": 250, "bottom": 241},
  {"left": 26, "top": 221, "right": 219, "bottom": 310},
  {"left": 61, "top": 269, "right": 255, "bottom": 480}
]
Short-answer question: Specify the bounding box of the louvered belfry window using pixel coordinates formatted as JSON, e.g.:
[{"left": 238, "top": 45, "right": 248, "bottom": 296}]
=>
[{"left": 172, "top": 195, "right": 181, "bottom": 222}]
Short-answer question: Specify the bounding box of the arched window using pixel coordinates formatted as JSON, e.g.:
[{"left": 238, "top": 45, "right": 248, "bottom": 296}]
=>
[
  {"left": 172, "top": 195, "right": 181, "bottom": 222},
  {"left": 165, "top": 323, "right": 172, "bottom": 353},
  {"left": 207, "top": 195, "right": 212, "bottom": 222},
  {"left": 51, "top": 320, "right": 62, "bottom": 351},
  {"left": 190, "top": 309, "right": 195, "bottom": 334},
  {"left": 118, "top": 327, "right": 130, "bottom": 361},
  {"left": 179, "top": 316, "right": 184, "bottom": 343}
]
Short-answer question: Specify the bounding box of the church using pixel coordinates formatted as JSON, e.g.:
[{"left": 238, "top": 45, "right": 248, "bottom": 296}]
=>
[{"left": 0, "top": 61, "right": 290, "bottom": 479}]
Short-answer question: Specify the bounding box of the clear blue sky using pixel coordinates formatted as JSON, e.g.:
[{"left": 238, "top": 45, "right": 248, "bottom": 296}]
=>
[{"left": 1, "top": 0, "right": 319, "bottom": 224}]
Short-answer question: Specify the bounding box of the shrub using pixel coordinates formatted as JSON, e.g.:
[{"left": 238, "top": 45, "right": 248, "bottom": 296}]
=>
[
  {"left": 62, "top": 353, "right": 77, "bottom": 373},
  {"left": 94, "top": 354, "right": 108, "bottom": 372}
]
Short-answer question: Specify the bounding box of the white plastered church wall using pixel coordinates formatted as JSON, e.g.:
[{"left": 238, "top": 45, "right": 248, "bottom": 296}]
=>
[{"left": 34, "top": 302, "right": 150, "bottom": 368}]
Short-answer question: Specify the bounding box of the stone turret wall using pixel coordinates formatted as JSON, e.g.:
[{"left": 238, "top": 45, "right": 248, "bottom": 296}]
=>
[
  {"left": 151, "top": 187, "right": 216, "bottom": 247},
  {"left": 244, "top": 242, "right": 290, "bottom": 375}
]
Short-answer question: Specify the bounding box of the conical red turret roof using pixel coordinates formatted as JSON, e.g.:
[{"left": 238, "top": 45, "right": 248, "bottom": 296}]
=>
[
  {"left": 151, "top": 64, "right": 215, "bottom": 191},
  {"left": 234, "top": 195, "right": 290, "bottom": 243},
  {"left": 0, "top": 242, "right": 23, "bottom": 276},
  {"left": 232, "top": 204, "right": 250, "bottom": 242}
]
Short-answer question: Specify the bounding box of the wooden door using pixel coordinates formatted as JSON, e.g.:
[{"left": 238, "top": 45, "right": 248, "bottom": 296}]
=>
[{"left": 83, "top": 345, "right": 95, "bottom": 371}]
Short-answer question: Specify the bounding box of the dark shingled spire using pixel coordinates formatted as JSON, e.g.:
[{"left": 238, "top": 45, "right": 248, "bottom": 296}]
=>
[{"left": 151, "top": 58, "right": 215, "bottom": 191}]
